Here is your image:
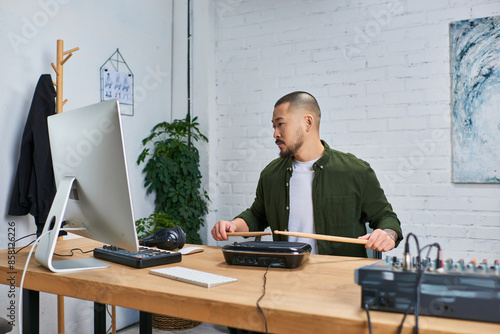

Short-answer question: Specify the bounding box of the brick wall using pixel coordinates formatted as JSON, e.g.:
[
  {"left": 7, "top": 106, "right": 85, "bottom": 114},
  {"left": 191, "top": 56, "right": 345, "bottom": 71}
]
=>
[{"left": 207, "top": 0, "right": 500, "bottom": 262}]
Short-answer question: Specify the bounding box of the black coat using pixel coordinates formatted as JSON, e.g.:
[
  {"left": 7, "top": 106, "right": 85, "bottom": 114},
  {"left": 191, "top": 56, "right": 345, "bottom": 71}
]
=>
[{"left": 9, "top": 74, "right": 57, "bottom": 235}]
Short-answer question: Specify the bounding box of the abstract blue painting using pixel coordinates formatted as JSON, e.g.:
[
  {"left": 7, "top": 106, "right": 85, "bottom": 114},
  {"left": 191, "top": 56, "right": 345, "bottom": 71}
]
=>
[{"left": 450, "top": 16, "right": 500, "bottom": 183}]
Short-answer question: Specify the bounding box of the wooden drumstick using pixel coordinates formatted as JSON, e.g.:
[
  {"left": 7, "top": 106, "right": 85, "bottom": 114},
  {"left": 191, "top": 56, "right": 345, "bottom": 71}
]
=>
[
  {"left": 226, "top": 232, "right": 273, "bottom": 237},
  {"left": 274, "top": 230, "right": 368, "bottom": 245}
]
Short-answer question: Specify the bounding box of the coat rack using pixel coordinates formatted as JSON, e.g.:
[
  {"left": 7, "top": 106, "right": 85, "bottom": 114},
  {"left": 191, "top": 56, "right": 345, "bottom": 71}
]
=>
[
  {"left": 51, "top": 39, "right": 79, "bottom": 114},
  {"left": 51, "top": 39, "right": 79, "bottom": 334}
]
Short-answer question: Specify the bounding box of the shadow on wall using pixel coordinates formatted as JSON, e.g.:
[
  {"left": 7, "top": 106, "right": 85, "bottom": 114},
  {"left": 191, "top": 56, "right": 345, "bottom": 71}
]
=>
[{"left": 0, "top": 316, "right": 13, "bottom": 334}]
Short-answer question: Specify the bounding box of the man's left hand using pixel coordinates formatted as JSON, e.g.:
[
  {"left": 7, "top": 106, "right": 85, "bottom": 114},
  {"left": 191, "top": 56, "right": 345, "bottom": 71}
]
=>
[{"left": 358, "top": 229, "right": 397, "bottom": 252}]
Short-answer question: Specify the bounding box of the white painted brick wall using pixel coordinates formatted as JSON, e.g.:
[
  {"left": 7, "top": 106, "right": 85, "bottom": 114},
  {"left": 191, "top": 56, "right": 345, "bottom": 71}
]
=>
[{"left": 207, "top": 0, "right": 500, "bottom": 264}]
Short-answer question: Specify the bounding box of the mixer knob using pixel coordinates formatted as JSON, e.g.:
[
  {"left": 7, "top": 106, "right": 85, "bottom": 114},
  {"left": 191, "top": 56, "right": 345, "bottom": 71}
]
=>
[
  {"left": 445, "top": 259, "right": 453, "bottom": 271},
  {"left": 477, "top": 259, "right": 488, "bottom": 271},
  {"left": 455, "top": 259, "right": 465, "bottom": 272},
  {"left": 466, "top": 259, "right": 477, "bottom": 272}
]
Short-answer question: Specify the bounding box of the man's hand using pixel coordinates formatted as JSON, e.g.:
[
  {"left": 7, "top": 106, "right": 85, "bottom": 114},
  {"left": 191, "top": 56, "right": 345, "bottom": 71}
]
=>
[
  {"left": 211, "top": 218, "right": 249, "bottom": 241},
  {"left": 358, "top": 228, "right": 397, "bottom": 252}
]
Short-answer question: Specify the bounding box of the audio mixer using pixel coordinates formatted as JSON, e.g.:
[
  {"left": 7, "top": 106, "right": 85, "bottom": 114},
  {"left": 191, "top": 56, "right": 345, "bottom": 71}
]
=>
[{"left": 355, "top": 256, "right": 500, "bottom": 323}]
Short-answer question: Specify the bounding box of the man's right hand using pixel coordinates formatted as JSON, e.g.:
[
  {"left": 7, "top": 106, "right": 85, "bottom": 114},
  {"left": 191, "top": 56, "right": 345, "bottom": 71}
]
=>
[{"left": 211, "top": 218, "right": 249, "bottom": 241}]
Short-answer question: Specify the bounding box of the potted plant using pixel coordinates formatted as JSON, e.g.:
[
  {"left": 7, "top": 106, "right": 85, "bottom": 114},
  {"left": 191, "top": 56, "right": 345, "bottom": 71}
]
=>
[
  {"left": 135, "top": 211, "right": 178, "bottom": 239},
  {"left": 136, "top": 114, "right": 209, "bottom": 244}
]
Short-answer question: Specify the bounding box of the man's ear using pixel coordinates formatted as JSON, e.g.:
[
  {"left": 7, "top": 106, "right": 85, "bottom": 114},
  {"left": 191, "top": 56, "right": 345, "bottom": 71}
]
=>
[{"left": 304, "top": 114, "right": 314, "bottom": 131}]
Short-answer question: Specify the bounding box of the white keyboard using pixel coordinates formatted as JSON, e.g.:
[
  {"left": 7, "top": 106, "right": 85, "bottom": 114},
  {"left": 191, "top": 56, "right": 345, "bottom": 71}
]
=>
[{"left": 150, "top": 266, "right": 238, "bottom": 288}]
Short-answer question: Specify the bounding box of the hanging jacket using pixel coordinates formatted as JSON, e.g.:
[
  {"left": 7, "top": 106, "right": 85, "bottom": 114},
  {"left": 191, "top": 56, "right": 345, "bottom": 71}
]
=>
[{"left": 8, "top": 74, "right": 57, "bottom": 235}]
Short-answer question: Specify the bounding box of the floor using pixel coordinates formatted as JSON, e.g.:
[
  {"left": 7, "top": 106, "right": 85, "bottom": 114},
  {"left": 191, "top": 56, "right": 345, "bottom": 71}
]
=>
[{"left": 119, "top": 322, "right": 229, "bottom": 334}]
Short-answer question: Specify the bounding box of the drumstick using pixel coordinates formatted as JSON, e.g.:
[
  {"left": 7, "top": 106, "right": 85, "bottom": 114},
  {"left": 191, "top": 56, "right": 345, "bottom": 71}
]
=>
[
  {"left": 274, "top": 230, "right": 368, "bottom": 245},
  {"left": 226, "top": 232, "right": 273, "bottom": 237}
]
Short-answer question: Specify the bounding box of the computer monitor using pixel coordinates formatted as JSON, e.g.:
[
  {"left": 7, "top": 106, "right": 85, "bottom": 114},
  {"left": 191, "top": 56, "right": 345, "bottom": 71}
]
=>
[{"left": 34, "top": 99, "right": 138, "bottom": 272}]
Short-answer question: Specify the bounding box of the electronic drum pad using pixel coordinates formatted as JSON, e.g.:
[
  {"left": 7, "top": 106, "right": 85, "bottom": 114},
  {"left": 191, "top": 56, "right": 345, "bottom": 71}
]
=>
[{"left": 222, "top": 241, "right": 311, "bottom": 268}]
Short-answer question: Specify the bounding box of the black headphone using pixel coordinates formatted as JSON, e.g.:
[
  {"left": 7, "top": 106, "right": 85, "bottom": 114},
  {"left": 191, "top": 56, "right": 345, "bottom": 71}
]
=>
[{"left": 139, "top": 225, "right": 186, "bottom": 250}]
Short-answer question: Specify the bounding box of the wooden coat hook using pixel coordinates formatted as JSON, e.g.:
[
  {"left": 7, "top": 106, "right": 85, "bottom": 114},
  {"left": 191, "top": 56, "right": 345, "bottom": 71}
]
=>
[{"left": 51, "top": 39, "right": 79, "bottom": 114}]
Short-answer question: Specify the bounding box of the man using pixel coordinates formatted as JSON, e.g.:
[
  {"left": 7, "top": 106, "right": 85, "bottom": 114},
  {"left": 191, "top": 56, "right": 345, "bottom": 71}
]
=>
[{"left": 212, "top": 91, "right": 402, "bottom": 256}]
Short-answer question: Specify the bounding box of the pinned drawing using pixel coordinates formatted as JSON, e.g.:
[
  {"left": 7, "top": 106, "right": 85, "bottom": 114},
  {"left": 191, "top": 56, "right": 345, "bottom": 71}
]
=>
[{"left": 100, "top": 49, "right": 134, "bottom": 116}]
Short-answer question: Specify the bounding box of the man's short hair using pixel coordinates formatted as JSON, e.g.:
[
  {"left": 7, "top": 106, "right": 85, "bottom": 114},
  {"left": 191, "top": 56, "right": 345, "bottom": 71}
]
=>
[{"left": 274, "top": 91, "right": 321, "bottom": 122}]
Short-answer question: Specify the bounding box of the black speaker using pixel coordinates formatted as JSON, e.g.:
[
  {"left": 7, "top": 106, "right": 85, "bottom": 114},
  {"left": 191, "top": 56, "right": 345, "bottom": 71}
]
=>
[{"left": 139, "top": 225, "right": 186, "bottom": 250}]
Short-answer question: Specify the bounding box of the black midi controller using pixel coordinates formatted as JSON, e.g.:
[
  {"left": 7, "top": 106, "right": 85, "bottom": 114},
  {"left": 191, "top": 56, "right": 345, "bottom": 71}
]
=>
[{"left": 355, "top": 256, "right": 500, "bottom": 323}]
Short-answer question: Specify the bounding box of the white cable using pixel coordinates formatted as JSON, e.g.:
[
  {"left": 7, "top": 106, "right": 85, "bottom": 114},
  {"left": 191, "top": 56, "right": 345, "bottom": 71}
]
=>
[
  {"left": 17, "top": 227, "right": 87, "bottom": 333},
  {"left": 17, "top": 231, "right": 47, "bottom": 334}
]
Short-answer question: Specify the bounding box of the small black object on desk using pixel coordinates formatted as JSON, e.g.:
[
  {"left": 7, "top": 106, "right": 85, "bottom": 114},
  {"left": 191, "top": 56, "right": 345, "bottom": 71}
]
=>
[
  {"left": 222, "top": 241, "right": 311, "bottom": 268},
  {"left": 93, "top": 245, "right": 181, "bottom": 268}
]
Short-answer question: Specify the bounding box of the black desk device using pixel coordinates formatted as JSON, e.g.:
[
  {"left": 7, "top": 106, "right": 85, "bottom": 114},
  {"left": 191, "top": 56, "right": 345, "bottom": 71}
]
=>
[
  {"left": 222, "top": 241, "right": 311, "bottom": 268},
  {"left": 93, "top": 245, "right": 182, "bottom": 268}
]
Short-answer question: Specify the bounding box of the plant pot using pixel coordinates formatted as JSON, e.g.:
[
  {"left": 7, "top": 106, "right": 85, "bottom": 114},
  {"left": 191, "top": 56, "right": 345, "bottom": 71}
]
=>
[{"left": 152, "top": 313, "right": 201, "bottom": 331}]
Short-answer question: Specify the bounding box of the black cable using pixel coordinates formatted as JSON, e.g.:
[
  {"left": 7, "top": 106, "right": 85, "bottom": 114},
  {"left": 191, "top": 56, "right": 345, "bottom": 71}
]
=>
[
  {"left": 15, "top": 240, "right": 36, "bottom": 254},
  {"left": 256, "top": 264, "right": 273, "bottom": 334},
  {"left": 421, "top": 243, "right": 441, "bottom": 269},
  {"left": 54, "top": 248, "right": 93, "bottom": 257},
  {"left": 15, "top": 233, "right": 37, "bottom": 243},
  {"left": 13, "top": 233, "right": 38, "bottom": 254},
  {"left": 405, "top": 233, "right": 421, "bottom": 267},
  {"left": 186, "top": 0, "right": 192, "bottom": 145},
  {"left": 397, "top": 306, "right": 412, "bottom": 334},
  {"left": 414, "top": 243, "right": 439, "bottom": 334},
  {"left": 364, "top": 299, "right": 375, "bottom": 334},
  {"left": 397, "top": 234, "right": 441, "bottom": 334},
  {"left": 414, "top": 270, "right": 423, "bottom": 334},
  {"left": 398, "top": 233, "right": 421, "bottom": 333}
]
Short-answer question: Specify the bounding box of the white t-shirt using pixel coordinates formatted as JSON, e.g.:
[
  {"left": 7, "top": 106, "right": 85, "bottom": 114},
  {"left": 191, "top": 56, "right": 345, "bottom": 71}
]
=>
[{"left": 288, "top": 157, "right": 320, "bottom": 254}]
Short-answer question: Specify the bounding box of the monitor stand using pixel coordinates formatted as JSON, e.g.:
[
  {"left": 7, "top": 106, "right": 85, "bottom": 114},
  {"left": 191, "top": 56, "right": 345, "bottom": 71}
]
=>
[{"left": 34, "top": 176, "right": 110, "bottom": 273}]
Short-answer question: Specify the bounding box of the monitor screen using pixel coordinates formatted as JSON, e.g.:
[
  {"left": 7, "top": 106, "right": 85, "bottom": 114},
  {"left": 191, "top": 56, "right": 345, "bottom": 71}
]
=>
[{"left": 34, "top": 100, "right": 138, "bottom": 272}]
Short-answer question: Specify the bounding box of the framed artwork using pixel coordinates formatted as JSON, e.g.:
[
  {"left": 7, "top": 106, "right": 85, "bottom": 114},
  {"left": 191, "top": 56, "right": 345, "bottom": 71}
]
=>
[{"left": 450, "top": 16, "right": 500, "bottom": 183}]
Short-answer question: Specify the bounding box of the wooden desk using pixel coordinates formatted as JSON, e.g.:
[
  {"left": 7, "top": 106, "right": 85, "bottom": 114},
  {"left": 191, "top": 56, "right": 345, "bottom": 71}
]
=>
[{"left": 1, "top": 238, "right": 500, "bottom": 333}]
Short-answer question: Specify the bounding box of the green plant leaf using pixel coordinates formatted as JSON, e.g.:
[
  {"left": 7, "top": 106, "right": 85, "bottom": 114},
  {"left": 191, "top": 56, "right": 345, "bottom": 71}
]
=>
[{"left": 137, "top": 115, "right": 210, "bottom": 244}]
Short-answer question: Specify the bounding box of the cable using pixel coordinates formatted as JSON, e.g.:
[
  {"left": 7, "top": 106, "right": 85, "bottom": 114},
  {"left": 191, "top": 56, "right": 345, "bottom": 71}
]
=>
[
  {"left": 364, "top": 298, "right": 376, "bottom": 334},
  {"left": 397, "top": 233, "right": 421, "bottom": 333},
  {"left": 397, "top": 306, "right": 412, "bottom": 334},
  {"left": 15, "top": 239, "right": 36, "bottom": 254},
  {"left": 396, "top": 234, "right": 441, "bottom": 334},
  {"left": 17, "top": 226, "right": 89, "bottom": 334},
  {"left": 405, "top": 233, "right": 421, "bottom": 268},
  {"left": 13, "top": 233, "right": 38, "bottom": 254},
  {"left": 17, "top": 229, "right": 52, "bottom": 334},
  {"left": 414, "top": 243, "right": 439, "bottom": 334},
  {"left": 256, "top": 264, "right": 273, "bottom": 334},
  {"left": 54, "top": 248, "right": 93, "bottom": 257},
  {"left": 15, "top": 233, "right": 37, "bottom": 243},
  {"left": 421, "top": 243, "right": 441, "bottom": 269}
]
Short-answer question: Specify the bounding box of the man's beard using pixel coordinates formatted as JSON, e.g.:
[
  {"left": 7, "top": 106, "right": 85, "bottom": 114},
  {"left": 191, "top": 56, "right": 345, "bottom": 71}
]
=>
[{"left": 278, "top": 129, "right": 304, "bottom": 159}]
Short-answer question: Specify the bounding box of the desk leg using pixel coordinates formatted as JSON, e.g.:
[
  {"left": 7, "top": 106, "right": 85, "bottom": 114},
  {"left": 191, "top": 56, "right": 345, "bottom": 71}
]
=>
[
  {"left": 139, "top": 312, "right": 152, "bottom": 334},
  {"left": 94, "top": 302, "right": 106, "bottom": 334},
  {"left": 22, "top": 289, "right": 39, "bottom": 334}
]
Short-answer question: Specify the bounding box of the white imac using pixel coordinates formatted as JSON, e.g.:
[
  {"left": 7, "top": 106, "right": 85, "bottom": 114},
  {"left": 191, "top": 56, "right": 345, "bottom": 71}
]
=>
[{"left": 34, "top": 99, "right": 139, "bottom": 272}]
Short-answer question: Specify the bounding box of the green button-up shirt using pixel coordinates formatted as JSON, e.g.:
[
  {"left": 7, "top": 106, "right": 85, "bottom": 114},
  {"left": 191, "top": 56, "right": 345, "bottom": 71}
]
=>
[{"left": 236, "top": 141, "right": 403, "bottom": 257}]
